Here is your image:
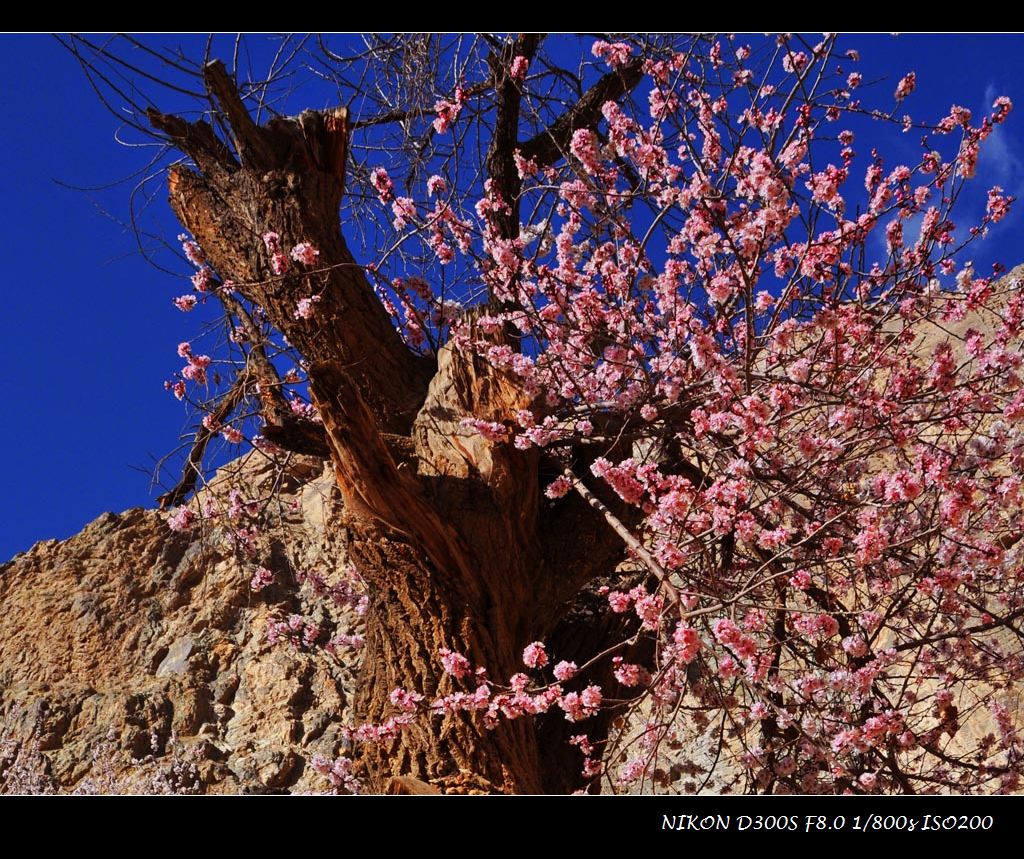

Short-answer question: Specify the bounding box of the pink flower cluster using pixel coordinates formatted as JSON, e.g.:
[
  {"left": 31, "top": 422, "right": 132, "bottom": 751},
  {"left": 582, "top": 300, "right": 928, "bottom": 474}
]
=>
[
  {"left": 310, "top": 755, "right": 360, "bottom": 794},
  {"left": 439, "top": 648, "right": 473, "bottom": 679},
  {"left": 262, "top": 231, "right": 289, "bottom": 275},
  {"left": 522, "top": 641, "right": 548, "bottom": 669},
  {"left": 176, "top": 342, "right": 212, "bottom": 386},
  {"left": 294, "top": 566, "right": 368, "bottom": 615},
  {"left": 290, "top": 242, "right": 320, "bottom": 267},
  {"left": 294, "top": 295, "right": 321, "bottom": 320},
  {"left": 510, "top": 55, "right": 529, "bottom": 81},
  {"left": 433, "top": 86, "right": 465, "bottom": 134},
  {"left": 164, "top": 380, "right": 186, "bottom": 400},
  {"left": 166, "top": 507, "right": 196, "bottom": 532},
  {"left": 895, "top": 71, "right": 916, "bottom": 100},
  {"left": 156, "top": 38, "right": 1024, "bottom": 795},
  {"left": 461, "top": 418, "right": 508, "bottom": 442},
  {"left": 249, "top": 567, "right": 274, "bottom": 592},
  {"left": 591, "top": 40, "right": 632, "bottom": 69},
  {"left": 370, "top": 167, "right": 394, "bottom": 203},
  {"left": 266, "top": 614, "right": 320, "bottom": 650},
  {"left": 178, "top": 233, "right": 204, "bottom": 267},
  {"left": 326, "top": 632, "right": 365, "bottom": 654},
  {"left": 544, "top": 476, "right": 572, "bottom": 499}
]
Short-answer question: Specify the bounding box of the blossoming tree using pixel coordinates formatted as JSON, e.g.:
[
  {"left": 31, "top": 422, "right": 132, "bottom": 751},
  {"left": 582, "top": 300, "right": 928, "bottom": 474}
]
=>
[{"left": 74, "top": 33, "right": 1024, "bottom": 793}]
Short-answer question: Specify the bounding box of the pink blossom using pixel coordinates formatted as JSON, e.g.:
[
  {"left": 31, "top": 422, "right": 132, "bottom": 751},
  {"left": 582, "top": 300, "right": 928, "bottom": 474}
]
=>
[
  {"left": 544, "top": 476, "right": 572, "bottom": 499},
  {"left": 608, "top": 590, "right": 632, "bottom": 613},
  {"left": 164, "top": 380, "right": 186, "bottom": 401},
  {"left": 252, "top": 435, "right": 283, "bottom": 455},
  {"left": 987, "top": 186, "right": 1013, "bottom": 223},
  {"left": 461, "top": 418, "right": 507, "bottom": 442},
  {"left": 191, "top": 267, "right": 213, "bottom": 292},
  {"left": 370, "top": 167, "right": 394, "bottom": 203},
  {"left": 718, "top": 655, "right": 739, "bottom": 678},
  {"left": 559, "top": 684, "right": 602, "bottom": 721},
  {"left": 173, "top": 295, "right": 197, "bottom": 312},
  {"left": 294, "top": 295, "right": 321, "bottom": 319},
  {"left": 391, "top": 196, "right": 416, "bottom": 230},
  {"left": 787, "top": 358, "right": 811, "bottom": 384},
  {"left": 510, "top": 55, "right": 529, "bottom": 82},
  {"left": 782, "top": 51, "right": 809, "bottom": 73},
  {"left": 438, "top": 648, "right": 473, "bottom": 680},
  {"left": 270, "top": 252, "right": 289, "bottom": 276},
  {"left": 262, "top": 231, "right": 281, "bottom": 254},
  {"left": 749, "top": 702, "right": 770, "bottom": 721},
  {"left": 222, "top": 426, "right": 244, "bottom": 445},
  {"left": 553, "top": 660, "right": 577, "bottom": 681},
  {"left": 895, "top": 71, "right": 916, "bottom": 100},
  {"left": 612, "top": 657, "right": 648, "bottom": 687},
  {"left": 426, "top": 175, "right": 447, "bottom": 196},
  {"left": 514, "top": 150, "right": 539, "bottom": 179},
  {"left": 634, "top": 592, "right": 663, "bottom": 630},
  {"left": 179, "top": 233, "right": 205, "bottom": 267},
  {"left": 266, "top": 614, "right": 320, "bottom": 650},
  {"left": 522, "top": 641, "right": 548, "bottom": 669},
  {"left": 591, "top": 40, "right": 632, "bottom": 69},
  {"left": 290, "top": 242, "right": 320, "bottom": 266},
  {"left": 181, "top": 353, "right": 211, "bottom": 386},
  {"left": 181, "top": 364, "right": 207, "bottom": 385},
  {"left": 992, "top": 95, "right": 1013, "bottom": 123},
  {"left": 570, "top": 128, "right": 603, "bottom": 175},
  {"left": 591, "top": 457, "right": 646, "bottom": 505},
  {"left": 789, "top": 569, "right": 811, "bottom": 590},
  {"left": 754, "top": 291, "right": 775, "bottom": 313},
  {"left": 433, "top": 98, "right": 462, "bottom": 134},
  {"left": 250, "top": 567, "right": 274, "bottom": 592},
  {"left": 167, "top": 507, "right": 196, "bottom": 532},
  {"left": 311, "top": 754, "right": 360, "bottom": 794},
  {"left": 806, "top": 164, "right": 847, "bottom": 211},
  {"left": 326, "top": 633, "right": 365, "bottom": 654},
  {"left": 389, "top": 687, "right": 424, "bottom": 713},
  {"left": 673, "top": 622, "right": 701, "bottom": 662},
  {"left": 842, "top": 635, "right": 868, "bottom": 658},
  {"left": 290, "top": 398, "right": 320, "bottom": 421}
]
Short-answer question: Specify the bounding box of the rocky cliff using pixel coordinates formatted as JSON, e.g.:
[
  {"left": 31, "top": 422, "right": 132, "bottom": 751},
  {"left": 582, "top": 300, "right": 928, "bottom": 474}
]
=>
[{"left": 0, "top": 453, "right": 359, "bottom": 793}]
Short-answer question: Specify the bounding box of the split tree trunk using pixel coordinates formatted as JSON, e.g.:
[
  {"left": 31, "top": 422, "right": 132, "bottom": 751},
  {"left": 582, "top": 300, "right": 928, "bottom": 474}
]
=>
[{"left": 149, "top": 60, "right": 631, "bottom": 794}]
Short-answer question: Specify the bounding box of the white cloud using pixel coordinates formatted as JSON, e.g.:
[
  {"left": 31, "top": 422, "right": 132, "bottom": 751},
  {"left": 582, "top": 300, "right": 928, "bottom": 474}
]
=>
[{"left": 978, "top": 83, "right": 1024, "bottom": 194}]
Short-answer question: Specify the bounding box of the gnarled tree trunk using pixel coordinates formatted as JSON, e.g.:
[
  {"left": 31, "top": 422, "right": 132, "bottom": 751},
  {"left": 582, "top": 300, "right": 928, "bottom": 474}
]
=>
[{"left": 148, "top": 57, "right": 639, "bottom": 794}]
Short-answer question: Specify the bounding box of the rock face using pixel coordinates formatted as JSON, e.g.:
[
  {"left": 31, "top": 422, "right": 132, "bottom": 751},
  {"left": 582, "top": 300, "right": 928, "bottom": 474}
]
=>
[{"left": 0, "top": 454, "right": 359, "bottom": 794}]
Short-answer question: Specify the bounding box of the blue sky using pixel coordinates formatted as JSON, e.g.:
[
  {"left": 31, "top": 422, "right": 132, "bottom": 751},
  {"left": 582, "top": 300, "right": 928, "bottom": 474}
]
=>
[{"left": 2, "top": 33, "right": 1024, "bottom": 561}]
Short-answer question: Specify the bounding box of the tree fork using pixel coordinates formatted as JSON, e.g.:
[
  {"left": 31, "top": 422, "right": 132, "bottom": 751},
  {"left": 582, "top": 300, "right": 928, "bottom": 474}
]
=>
[{"left": 149, "top": 60, "right": 634, "bottom": 794}]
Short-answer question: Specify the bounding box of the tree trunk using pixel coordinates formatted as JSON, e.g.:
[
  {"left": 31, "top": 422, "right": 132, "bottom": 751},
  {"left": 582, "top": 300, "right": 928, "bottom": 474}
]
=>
[{"left": 148, "top": 61, "right": 629, "bottom": 793}]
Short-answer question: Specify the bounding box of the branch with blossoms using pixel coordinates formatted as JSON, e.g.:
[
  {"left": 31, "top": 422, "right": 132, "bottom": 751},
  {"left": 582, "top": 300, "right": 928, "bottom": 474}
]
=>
[
  {"left": 157, "top": 229, "right": 338, "bottom": 514},
  {"left": 395, "top": 36, "right": 1022, "bottom": 792}
]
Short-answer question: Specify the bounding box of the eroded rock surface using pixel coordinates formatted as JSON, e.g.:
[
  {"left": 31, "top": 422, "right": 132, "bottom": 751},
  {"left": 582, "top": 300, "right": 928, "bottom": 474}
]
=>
[{"left": 0, "top": 454, "right": 359, "bottom": 793}]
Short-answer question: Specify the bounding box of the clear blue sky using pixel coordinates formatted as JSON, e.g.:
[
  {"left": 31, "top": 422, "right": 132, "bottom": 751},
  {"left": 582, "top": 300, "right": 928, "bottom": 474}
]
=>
[{"left": 2, "top": 33, "right": 1024, "bottom": 561}]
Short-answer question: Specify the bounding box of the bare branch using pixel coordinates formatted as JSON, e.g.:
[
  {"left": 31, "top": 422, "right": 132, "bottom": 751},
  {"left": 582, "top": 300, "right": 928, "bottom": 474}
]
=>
[
  {"left": 519, "top": 58, "right": 644, "bottom": 168},
  {"left": 157, "top": 372, "right": 250, "bottom": 509},
  {"left": 202, "top": 59, "right": 274, "bottom": 167}
]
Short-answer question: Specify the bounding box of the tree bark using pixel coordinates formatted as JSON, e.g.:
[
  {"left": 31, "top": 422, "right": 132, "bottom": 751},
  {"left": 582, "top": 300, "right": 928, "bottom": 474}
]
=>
[{"left": 149, "top": 60, "right": 631, "bottom": 793}]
